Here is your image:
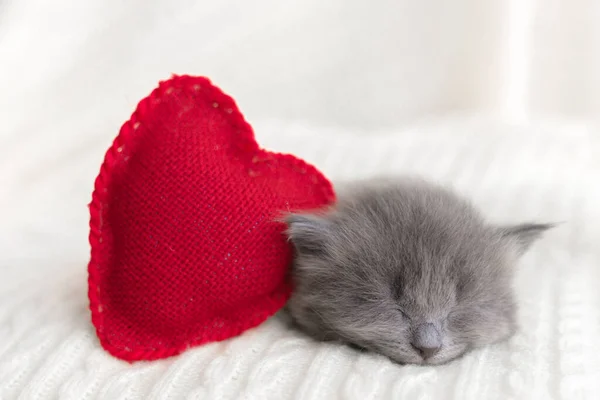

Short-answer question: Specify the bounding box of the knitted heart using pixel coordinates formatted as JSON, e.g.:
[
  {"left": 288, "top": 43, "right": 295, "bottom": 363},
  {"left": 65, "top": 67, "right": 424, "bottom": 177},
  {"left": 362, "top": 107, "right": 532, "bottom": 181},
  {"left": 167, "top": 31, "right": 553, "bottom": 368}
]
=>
[{"left": 88, "top": 75, "right": 335, "bottom": 362}]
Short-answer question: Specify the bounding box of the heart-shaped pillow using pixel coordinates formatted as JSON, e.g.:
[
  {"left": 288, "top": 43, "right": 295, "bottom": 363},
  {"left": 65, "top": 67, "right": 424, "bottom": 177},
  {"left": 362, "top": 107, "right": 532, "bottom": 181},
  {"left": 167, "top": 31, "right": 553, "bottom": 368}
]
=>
[{"left": 88, "top": 75, "right": 335, "bottom": 362}]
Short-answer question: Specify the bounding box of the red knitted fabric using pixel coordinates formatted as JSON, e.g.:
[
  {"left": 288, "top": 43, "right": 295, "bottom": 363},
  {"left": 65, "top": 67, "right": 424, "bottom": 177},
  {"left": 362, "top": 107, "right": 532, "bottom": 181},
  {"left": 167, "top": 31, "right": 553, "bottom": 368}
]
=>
[{"left": 88, "top": 75, "right": 335, "bottom": 362}]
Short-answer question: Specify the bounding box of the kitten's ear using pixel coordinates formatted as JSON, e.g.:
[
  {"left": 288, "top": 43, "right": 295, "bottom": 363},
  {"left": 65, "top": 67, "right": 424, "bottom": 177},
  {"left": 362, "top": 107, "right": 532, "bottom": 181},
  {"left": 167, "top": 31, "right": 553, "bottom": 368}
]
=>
[
  {"left": 498, "top": 223, "right": 554, "bottom": 255},
  {"left": 284, "top": 213, "right": 332, "bottom": 254}
]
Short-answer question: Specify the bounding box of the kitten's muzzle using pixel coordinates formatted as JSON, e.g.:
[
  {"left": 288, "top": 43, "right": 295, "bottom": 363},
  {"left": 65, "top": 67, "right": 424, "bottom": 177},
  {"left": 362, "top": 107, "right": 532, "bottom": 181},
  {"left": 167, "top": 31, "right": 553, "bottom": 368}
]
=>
[{"left": 411, "top": 323, "right": 442, "bottom": 360}]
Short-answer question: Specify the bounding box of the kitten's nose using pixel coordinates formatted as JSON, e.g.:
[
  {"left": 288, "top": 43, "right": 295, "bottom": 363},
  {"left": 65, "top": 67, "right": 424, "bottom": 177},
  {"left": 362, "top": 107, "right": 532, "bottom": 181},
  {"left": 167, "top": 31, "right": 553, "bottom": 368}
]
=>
[
  {"left": 412, "top": 323, "right": 442, "bottom": 359},
  {"left": 413, "top": 344, "right": 440, "bottom": 360}
]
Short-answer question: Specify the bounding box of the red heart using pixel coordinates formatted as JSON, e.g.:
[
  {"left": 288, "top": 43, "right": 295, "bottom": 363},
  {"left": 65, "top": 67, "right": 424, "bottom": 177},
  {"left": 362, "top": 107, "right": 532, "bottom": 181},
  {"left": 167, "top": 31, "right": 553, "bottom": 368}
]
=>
[{"left": 88, "top": 75, "right": 335, "bottom": 362}]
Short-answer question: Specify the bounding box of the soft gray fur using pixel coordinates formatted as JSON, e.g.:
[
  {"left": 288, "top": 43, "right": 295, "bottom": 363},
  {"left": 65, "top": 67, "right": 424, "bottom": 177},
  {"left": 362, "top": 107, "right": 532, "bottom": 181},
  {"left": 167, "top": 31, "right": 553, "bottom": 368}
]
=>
[{"left": 284, "top": 177, "right": 552, "bottom": 365}]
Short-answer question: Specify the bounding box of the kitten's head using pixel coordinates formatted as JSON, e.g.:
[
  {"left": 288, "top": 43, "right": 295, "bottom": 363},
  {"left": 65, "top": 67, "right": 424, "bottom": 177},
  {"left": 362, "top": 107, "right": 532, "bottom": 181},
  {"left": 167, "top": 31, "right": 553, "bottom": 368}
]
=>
[{"left": 284, "top": 178, "right": 551, "bottom": 365}]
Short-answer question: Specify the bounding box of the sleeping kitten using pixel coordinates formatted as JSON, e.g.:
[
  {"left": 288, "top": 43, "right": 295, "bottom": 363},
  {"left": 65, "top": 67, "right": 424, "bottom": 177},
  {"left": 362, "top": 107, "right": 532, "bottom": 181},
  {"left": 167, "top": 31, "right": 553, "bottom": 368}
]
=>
[{"left": 284, "top": 177, "right": 552, "bottom": 365}]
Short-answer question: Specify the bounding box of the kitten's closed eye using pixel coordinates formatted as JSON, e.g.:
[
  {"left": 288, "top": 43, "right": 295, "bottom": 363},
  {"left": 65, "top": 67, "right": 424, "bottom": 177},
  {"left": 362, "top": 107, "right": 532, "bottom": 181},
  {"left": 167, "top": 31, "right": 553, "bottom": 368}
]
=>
[{"left": 284, "top": 177, "right": 552, "bottom": 365}]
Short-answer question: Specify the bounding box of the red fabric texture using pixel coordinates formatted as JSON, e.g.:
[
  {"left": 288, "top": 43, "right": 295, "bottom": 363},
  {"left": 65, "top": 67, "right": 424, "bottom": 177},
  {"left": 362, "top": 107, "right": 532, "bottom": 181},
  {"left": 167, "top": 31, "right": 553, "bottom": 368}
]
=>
[{"left": 88, "top": 75, "right": 335, "bottom": 362}]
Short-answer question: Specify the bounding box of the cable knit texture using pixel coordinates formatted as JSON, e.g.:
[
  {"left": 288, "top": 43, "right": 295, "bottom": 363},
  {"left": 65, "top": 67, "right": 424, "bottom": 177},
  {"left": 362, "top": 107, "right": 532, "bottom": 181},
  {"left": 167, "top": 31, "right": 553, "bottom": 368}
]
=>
[
  {"left": 1, "top": 116, "right": 600, "bottom": 399},
  {"left": 88, "top": 75, "right": 335, "bottom": 362}
]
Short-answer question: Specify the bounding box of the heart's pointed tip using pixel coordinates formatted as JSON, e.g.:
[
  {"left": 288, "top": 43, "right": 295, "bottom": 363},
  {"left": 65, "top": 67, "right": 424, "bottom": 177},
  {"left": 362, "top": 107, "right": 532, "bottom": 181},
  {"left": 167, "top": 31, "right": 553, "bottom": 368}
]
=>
[{"left": 93, "top": 283, "right": 292, "bottom": 363}]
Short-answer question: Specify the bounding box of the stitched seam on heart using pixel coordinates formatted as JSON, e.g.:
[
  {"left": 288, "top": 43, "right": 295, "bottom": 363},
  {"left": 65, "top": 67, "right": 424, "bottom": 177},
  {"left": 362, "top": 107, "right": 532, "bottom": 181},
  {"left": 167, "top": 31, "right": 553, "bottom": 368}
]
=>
[{"left": 88, "top": 75, "right": 335, "bottom": 362}]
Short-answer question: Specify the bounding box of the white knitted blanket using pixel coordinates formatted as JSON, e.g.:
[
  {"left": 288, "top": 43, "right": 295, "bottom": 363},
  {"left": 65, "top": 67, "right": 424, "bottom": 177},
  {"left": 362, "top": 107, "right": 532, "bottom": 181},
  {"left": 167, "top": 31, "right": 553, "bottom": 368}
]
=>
[{"left": 1, "top": 116, "right": 599, "bottom": 399}]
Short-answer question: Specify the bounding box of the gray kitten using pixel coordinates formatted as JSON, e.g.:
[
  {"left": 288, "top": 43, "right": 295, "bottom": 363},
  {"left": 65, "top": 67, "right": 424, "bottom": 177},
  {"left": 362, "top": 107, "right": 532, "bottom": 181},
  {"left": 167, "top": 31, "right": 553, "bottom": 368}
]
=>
[{"left": 284, "top": 177, "right": 552, "bottom": 365}]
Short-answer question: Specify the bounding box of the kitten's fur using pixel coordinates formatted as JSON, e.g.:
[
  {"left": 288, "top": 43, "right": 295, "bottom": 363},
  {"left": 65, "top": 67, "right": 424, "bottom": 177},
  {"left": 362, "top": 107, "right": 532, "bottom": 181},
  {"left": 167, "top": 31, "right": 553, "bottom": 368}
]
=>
[{"left": 284, "top": 177, "right": 552, "bottom": 365}]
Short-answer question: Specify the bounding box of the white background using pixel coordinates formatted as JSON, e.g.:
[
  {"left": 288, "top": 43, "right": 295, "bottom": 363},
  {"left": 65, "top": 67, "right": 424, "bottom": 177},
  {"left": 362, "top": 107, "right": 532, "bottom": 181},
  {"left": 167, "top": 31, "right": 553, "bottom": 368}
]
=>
[{"left": 1, "top": 0, "right": 599, "bottom": 136}]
